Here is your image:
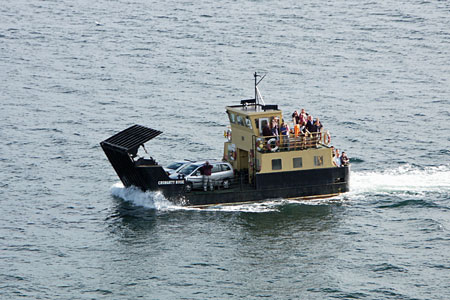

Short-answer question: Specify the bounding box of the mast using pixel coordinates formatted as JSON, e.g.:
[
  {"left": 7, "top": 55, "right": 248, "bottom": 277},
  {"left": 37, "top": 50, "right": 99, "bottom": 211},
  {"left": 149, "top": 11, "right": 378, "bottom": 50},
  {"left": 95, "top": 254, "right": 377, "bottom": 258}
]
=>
[
  {"left": 254, "top": 72, "right": 266, "bottom": 106},
  {"left": 254, "top": 72, "right": 258, "bottom": 104}
]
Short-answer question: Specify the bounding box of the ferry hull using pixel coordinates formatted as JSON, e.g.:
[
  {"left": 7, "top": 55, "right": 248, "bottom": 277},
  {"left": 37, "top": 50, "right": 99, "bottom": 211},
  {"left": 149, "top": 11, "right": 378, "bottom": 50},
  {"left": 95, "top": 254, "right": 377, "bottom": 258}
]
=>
[
  {"left": 168, "top": 166, "right": 349, "bottom": 206},
  {"left": 101, "top": 124, "right": 350, "bottom": 207}
]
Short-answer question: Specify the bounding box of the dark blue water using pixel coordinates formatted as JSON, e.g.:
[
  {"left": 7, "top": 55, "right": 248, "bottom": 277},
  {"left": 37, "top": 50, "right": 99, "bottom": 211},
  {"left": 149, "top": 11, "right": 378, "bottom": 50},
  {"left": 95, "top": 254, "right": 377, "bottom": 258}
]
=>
[{"left": 1, "top": 0, "right": 449, "bottom": 299}]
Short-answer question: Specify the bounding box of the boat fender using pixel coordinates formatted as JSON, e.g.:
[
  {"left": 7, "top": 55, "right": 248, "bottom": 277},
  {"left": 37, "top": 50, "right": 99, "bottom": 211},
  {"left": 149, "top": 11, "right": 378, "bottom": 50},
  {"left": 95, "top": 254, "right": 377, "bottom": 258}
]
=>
[
  {"left": 323, "top": 131, "right": 331, "bottom": 145},
  {"left": 267, "top": 138, "right": 279, "bottom": 152},
  {"left": 256, "top": 138, "right": 265, "bottom": 152},
  {"left": 225, "top": 129, "right": 232, "bottom": 141},
  {"left": 229, "top": 150, "right": 236, "bottom": 161}
]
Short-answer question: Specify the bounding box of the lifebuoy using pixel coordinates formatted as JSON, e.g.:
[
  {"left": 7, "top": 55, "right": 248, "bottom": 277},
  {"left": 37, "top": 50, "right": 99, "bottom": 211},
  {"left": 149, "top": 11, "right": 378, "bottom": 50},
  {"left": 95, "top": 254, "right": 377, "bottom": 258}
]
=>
[
  {"left": 267, "top": 138, "right": 279, "bottom": 152},
  {"left": 323, "top": 131, "right": 331, "bottom": 145}
]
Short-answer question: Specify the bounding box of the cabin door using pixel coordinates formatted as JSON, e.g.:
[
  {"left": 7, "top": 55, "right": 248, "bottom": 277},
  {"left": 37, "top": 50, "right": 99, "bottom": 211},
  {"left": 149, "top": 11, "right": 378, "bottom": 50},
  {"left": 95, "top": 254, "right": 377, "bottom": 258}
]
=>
[
  {"left": 258, "top": 118, "right": 269, "bottom": 135},
  {"left": 238, "top": 149, "right": 248, "bottom": 171}
]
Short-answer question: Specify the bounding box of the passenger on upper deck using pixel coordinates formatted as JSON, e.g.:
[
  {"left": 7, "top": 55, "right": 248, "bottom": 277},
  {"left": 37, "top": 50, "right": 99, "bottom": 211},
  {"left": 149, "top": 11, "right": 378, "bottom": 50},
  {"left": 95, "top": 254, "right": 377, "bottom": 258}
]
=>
[
  {"left": 280, "top": 120, "right": 290, "bottom": 148},
  {"left": 314, "top": 118, "right": 323, "bottom": 132},
  {"left": 271, "top": 117, "right": 280, "bottom": 139},
  {"left": 299, "top": 108, "right": 307, "bottom": 125},
  {"left": 262, "top": 123, "right": 272, "bottom": 137},
  {"left": 306, "top": 115, "right": 315, "bottom": 133},
  {"left": 292, "top": 110, "right": 299, "bottom": 125}
]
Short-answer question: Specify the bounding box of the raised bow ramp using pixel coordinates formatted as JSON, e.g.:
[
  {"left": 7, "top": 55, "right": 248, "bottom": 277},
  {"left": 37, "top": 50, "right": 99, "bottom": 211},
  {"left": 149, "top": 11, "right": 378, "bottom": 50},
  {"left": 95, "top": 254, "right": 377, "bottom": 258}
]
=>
[{"left": 100, "top": 125, "right": 166, "bottom": 190}]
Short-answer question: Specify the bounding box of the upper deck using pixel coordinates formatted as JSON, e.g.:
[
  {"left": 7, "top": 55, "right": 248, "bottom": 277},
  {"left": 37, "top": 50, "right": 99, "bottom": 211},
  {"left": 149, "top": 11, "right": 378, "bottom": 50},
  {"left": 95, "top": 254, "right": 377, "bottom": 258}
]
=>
[{"left": 226, "top": 101, "right": 280, "bottom": 115}]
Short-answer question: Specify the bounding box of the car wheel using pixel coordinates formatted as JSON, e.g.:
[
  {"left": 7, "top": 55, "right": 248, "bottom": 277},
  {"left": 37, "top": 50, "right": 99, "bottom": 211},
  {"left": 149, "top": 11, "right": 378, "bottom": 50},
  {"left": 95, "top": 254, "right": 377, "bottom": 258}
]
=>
[
  {"left": 185, "top": 182, "right": 193, "bottom": 193},
  {"left": 222, "top": 179, "right": 230, "bottom": 189}
]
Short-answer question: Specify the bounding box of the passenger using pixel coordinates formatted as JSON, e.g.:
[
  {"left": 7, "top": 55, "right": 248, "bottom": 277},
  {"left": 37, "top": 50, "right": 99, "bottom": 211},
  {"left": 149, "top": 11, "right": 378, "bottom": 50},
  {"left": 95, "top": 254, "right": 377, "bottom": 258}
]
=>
[
  {"left": 304, "top": 115, "right": 315, "bottom": 147},
  {"left": 313, "top": 117, "right": 323, "bottom": 145},
  {"left": 292, "top": 110, "right": 299, "bottom": 125},
  {"left": 200, "top": 161, "right": 213, "bottom": 191},
  {"left": 341, "top": 152, "right": 349, "bottom": 166},
  {"left": 271, "top": 117, "right": 280, "bottom": 138},
  {"left": 298, "top": 121, "right": 308, "bottom": 148},
  {"left": 299, "top": 121, "right": 307, "bottom": 134},
  {"left": 299, "top": 108, "right": 307, "bottom": 125},
  {"left": 314, "top": 118, "right": 323, "bottom": 132},
  {"left": 333, "top": 149, "right": 342, "bottom": 167},
  {"left": 280, "top": 120, "right": 290, "bottom": 150},
  {"left": 306, "top": 115, "right": 315, "bottom": 133},
  {"left": 262, "top": 123, "right": 272, "bottom": 137}
]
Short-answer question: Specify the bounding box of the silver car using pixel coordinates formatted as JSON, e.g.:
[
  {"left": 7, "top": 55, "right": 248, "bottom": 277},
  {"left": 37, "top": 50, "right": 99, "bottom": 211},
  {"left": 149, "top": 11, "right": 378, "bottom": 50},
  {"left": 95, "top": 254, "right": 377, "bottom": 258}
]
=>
[{"left": 170, "top": 161, "right": 234, "bottom": 191}]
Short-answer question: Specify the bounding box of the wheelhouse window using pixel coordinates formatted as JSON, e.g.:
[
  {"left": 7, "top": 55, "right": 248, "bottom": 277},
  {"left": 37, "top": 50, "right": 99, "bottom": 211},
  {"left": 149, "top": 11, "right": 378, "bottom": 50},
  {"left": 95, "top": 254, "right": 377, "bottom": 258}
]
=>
[
  {"left": 228, "top": 112, "right": 236, "bottom": 123},
  {"left": 314, "top": 156, "right": 323, "bottom": 166},
  {"left": 272, "top": 159, "right": 282, "bottom": 170},
  {"left": 293, "top": 157, "right": 303, "bottom": 168},
  {"left": 236, "top": 115, "right": 244, "bottom": 126},
  {"left": 245, "top": 117, "right": 253, "bottom": 129}
]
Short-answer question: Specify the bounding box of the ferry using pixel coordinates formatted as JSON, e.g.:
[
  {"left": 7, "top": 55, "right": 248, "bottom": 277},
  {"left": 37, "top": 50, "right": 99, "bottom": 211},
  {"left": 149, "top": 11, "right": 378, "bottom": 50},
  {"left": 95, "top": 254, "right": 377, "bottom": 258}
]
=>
[{"left": 100, "top": 73, "right": 350, "bottom": 207}]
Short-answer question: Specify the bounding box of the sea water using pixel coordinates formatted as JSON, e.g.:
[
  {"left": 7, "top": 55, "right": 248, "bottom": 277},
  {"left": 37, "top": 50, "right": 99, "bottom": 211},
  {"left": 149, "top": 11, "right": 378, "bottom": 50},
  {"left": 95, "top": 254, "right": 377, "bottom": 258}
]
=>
[{"left": 1, "top": 0, "right": 449, "bottom": 299}]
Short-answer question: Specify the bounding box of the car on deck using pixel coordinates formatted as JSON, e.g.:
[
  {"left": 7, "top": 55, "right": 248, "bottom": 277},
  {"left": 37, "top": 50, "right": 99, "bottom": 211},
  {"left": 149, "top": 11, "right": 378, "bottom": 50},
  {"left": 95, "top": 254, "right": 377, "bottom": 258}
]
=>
[{"left": 169, "top": 161, "right": 234, "bottom": 191}]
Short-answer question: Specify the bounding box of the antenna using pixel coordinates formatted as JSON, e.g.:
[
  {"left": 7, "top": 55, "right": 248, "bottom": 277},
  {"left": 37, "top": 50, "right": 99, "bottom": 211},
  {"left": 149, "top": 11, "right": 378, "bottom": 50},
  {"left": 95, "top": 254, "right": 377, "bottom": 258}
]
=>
[{"left": 254, "top": 72, "right": 267, "bottom": 106}]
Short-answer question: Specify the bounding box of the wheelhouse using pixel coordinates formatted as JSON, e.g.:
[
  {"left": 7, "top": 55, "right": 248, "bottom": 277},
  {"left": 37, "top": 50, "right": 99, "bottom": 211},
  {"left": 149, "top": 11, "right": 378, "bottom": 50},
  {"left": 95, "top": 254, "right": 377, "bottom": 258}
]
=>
[{"left": 223, "top": 78, "right": 335, "bottom": 187}]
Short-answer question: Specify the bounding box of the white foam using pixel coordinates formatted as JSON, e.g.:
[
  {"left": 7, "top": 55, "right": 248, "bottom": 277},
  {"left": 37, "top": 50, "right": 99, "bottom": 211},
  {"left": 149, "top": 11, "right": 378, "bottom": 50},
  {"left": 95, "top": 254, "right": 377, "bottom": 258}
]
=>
[
  {"left": 203, "top": 198, "right": 347, "bottom": 212},
  {"left": 110, "top": 182, "right": 178, "bottom": 211},
  {"left": 350, "top": 164, "right": 450, "bottom": 194}
]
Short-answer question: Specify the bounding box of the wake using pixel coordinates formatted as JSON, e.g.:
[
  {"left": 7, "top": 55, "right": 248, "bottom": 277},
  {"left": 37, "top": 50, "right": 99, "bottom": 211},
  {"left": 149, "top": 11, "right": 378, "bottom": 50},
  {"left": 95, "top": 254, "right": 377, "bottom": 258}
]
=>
[{"left": 350, "top": 164, "right": 450, "bottom": 194}]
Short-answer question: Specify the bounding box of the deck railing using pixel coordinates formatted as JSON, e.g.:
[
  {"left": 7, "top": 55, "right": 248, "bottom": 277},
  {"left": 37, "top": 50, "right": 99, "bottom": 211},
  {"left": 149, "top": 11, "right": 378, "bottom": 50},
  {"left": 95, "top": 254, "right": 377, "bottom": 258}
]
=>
[{"left": 255, "top": 131, "right": 330, "bottom": 153}]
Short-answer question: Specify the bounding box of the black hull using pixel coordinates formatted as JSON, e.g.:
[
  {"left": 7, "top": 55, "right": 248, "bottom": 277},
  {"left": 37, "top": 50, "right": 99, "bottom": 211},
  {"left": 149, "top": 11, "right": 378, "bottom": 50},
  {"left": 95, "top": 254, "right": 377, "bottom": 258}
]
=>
[{"left": 168, "top": 166, "right": 350, "bottom": 206}]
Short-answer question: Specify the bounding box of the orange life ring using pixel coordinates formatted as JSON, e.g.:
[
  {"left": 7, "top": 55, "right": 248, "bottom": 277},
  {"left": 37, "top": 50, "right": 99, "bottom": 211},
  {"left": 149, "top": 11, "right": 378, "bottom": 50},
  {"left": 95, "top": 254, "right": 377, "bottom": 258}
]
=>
[{"left": 323, "top": 131, "right": 331, "bottom": 145}]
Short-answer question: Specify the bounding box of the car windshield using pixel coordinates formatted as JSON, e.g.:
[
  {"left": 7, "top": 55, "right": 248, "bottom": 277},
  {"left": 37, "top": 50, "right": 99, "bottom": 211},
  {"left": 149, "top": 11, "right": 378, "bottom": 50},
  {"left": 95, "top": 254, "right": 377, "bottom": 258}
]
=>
[
  {"left": 167, "top": 162, "right": 184, "bottom": 170},
  {"left": 180, "top": 164, "right": 200, "bottom": 176}
]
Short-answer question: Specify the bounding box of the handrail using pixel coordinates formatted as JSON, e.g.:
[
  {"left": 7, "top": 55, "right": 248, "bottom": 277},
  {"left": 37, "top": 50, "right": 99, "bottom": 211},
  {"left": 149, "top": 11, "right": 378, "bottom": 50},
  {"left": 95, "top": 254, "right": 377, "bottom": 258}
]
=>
[{"left": 255, "top": 130, "right": 328, "bottom": 153}]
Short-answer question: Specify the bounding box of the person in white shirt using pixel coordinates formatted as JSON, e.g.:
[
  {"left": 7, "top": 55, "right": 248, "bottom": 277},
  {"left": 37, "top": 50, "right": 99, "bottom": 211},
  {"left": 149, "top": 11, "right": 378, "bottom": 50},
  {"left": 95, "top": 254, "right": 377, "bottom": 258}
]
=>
[{"left": 333, "top": 149, "right": 342, "bottom": 167}]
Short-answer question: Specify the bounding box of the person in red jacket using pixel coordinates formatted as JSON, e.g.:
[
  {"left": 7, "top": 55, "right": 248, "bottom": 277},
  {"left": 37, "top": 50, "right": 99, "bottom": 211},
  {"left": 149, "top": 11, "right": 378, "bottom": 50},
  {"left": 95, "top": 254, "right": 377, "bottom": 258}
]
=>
[{"left": 200, "top": 161, "right": 213, "bottom": 191}]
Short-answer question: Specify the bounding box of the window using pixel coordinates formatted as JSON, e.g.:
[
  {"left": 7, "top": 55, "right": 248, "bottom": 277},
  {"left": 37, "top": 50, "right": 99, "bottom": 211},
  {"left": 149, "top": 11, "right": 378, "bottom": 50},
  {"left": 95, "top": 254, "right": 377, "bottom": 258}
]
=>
[
  {"left": 245, "top": 117, "right": 253, "bottom": 129},
  {"left": 229, "top": 113, "right": 236, "bottom": 123},
  {"left": 221, "top": 164, "right": 231, "bottom": 171},
  {"left": 293, "top": 157, "right": 303, "bottom": 168},
  {"left": 259, "top": 118, "right": 269, "bottom": 135},
  {"left": 314, "top": 156, "right": 323, "bottom": 166},
  {"left": 236, "top": 115, "right": 244, "bottom": 126},
  {"left": 272, "top": 159, "right": 282, "bottom": 170},
  {"left": 212, "top": 164, "right": 221, "bottom": 173}
]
